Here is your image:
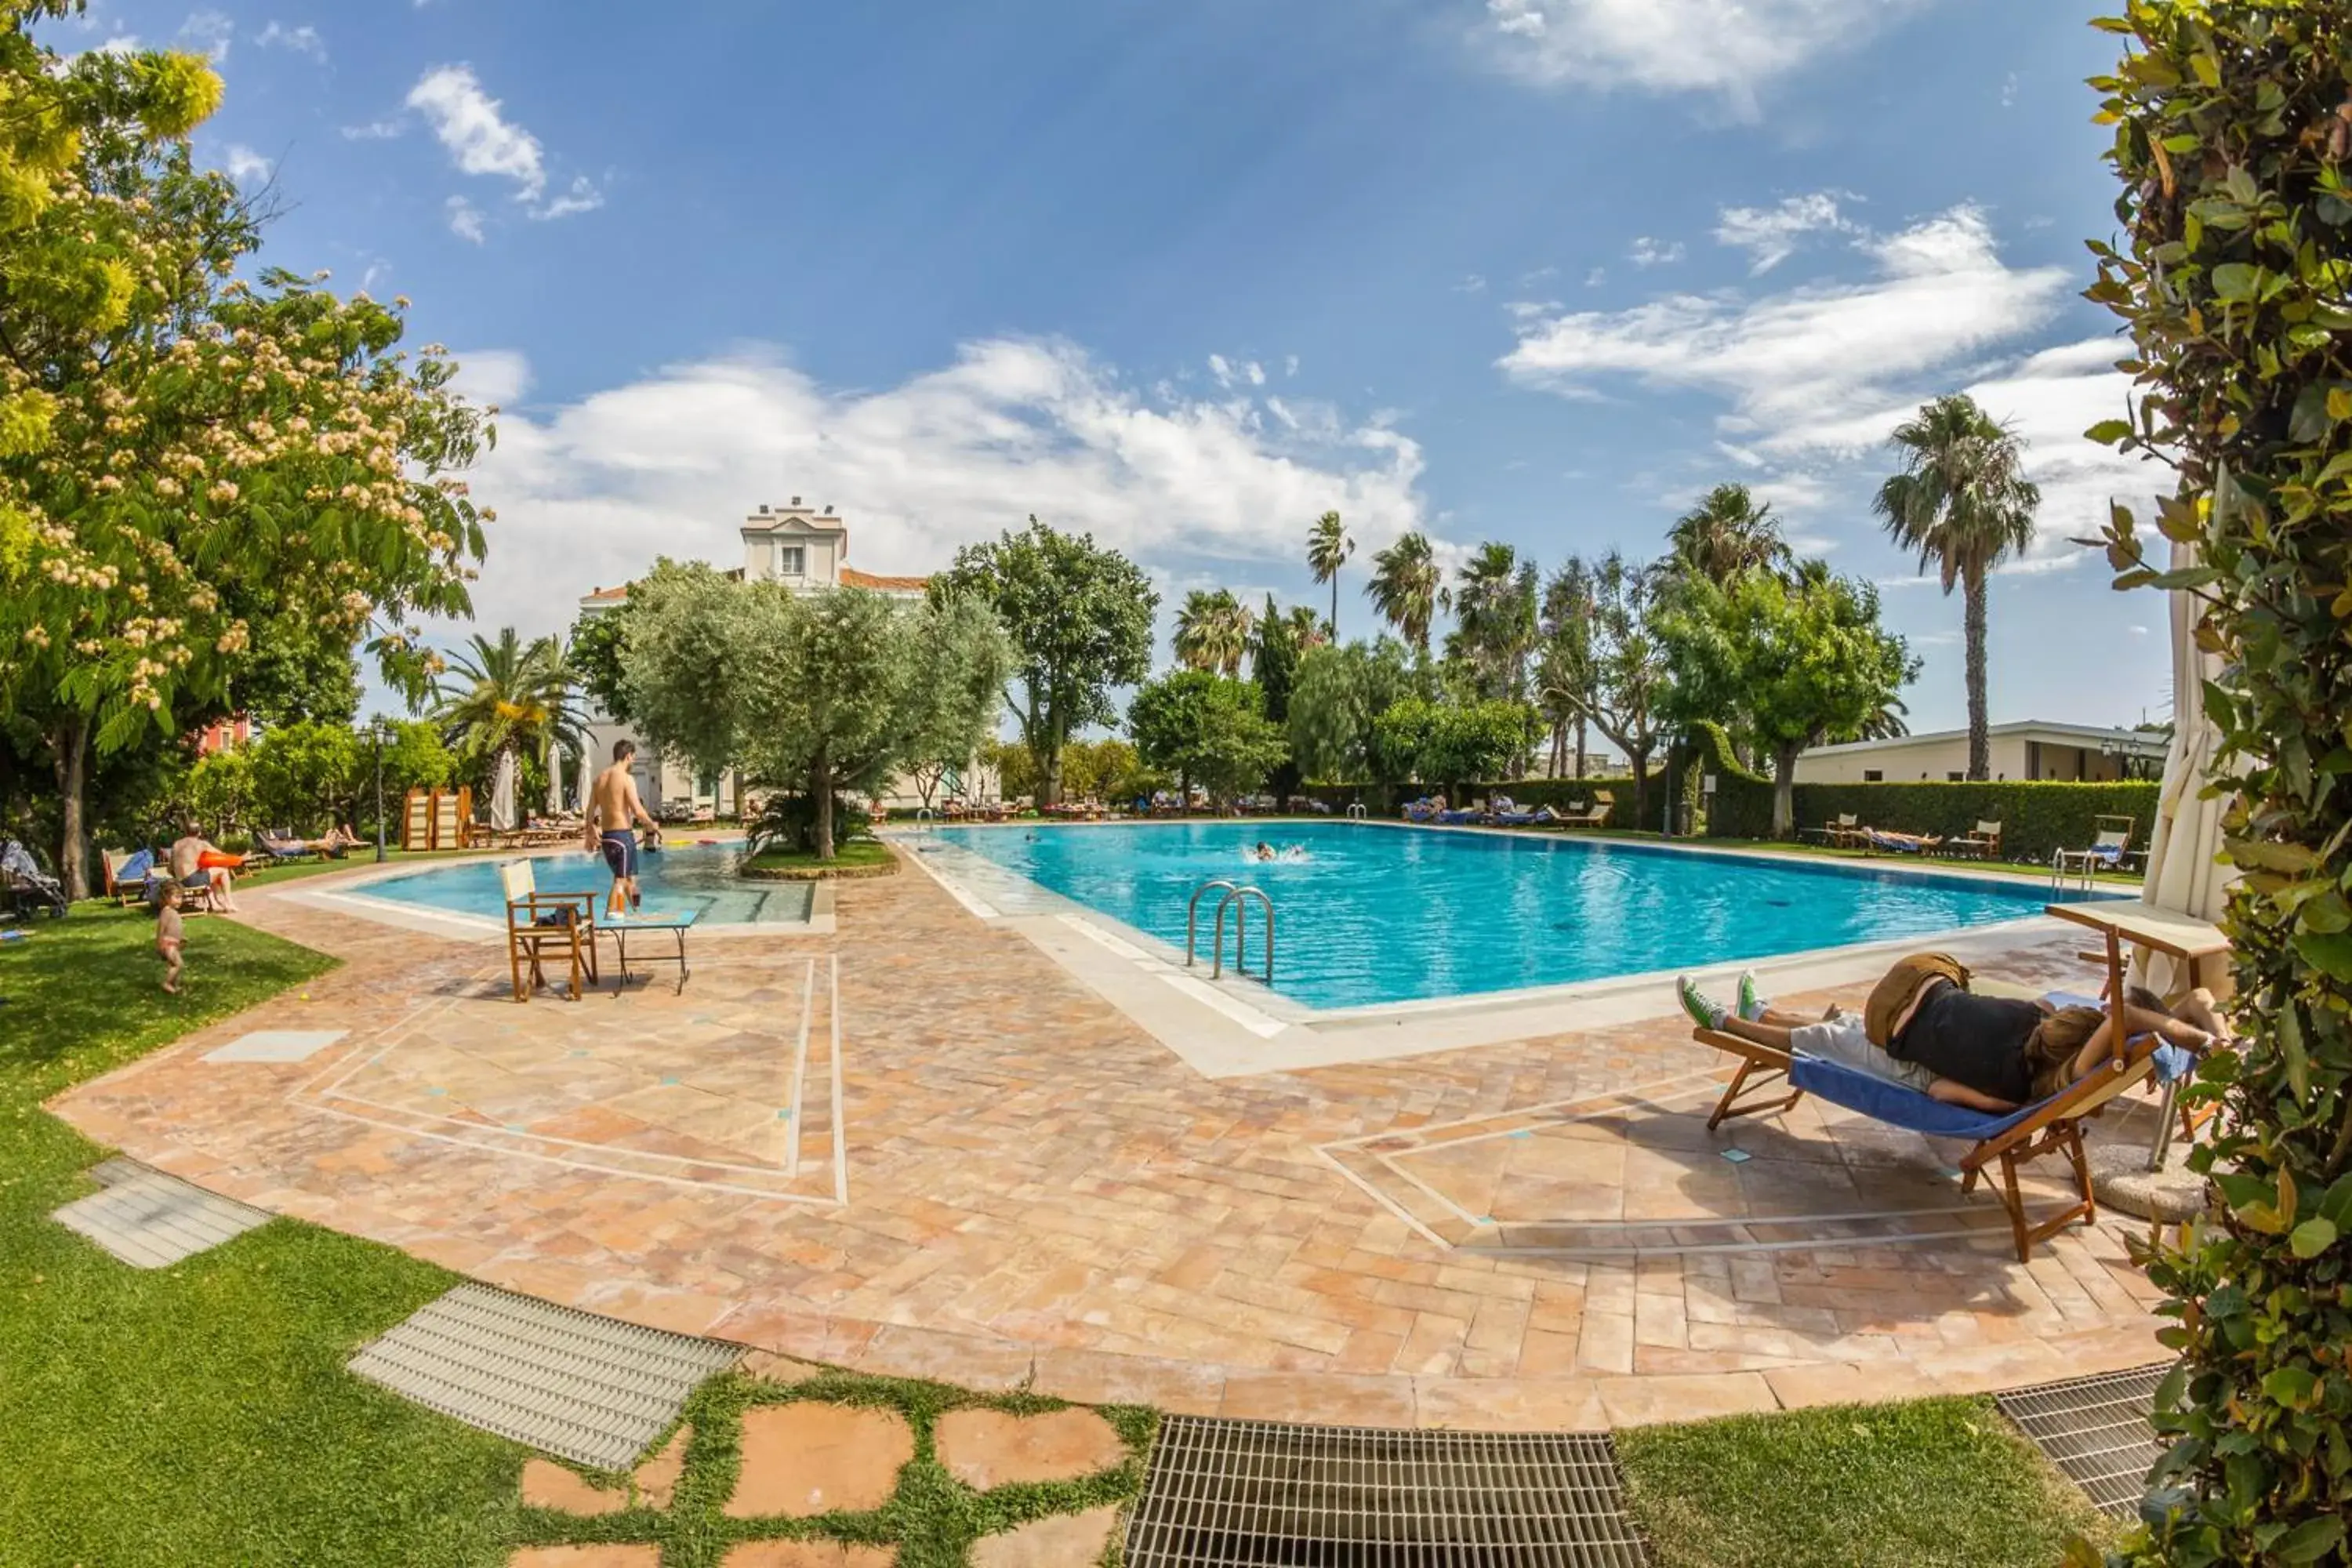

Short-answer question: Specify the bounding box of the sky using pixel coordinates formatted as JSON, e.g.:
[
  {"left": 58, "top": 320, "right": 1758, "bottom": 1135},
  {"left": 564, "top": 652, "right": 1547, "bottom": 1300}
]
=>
[{"left": 64, "top": 0, "right": 2175, "bottom": 737}]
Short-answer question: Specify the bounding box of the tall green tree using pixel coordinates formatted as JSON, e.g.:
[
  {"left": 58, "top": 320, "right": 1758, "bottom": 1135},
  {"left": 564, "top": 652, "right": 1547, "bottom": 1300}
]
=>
[
  {"left": 1872, "top": 394, "right": 2040, "bottom": 782},
  {"left": 1306, "top": 510, "right": 1353, "bottom": 637},
  {"left": 933, "top": 517, "right": 1156, "bottom": 806},
  {"left": 1537, "top": 557, "right": 1597, "bottom": 779},
  {"left": 1366, "top": 531, "right": 1448, "bottom": 655},
  {"left": 1288, "top": 638, "right": 1414, "bottom": 784},
  {"left": 1172, "top": 587, "right": 1254, "bottom": 677},
  {"left": 1, "top": 100, "right": 490, "bottom": 895},
  {"left": 1127, "top": 670, "right": 1287, "bottom": 808},
  {"left": 1446, "top": 541, "right": 1540, "bottom": 702},
  {"left": 1658, "top": 567, "right": 1917, "bottom": 837},
  {"left": 2089, "top": 5, "right": 2352, "bottom": 1560},
  {"left": 1667, "top": 483, "right": 1793, "bottom": 583},
  {"left": 1538, "top": 554, "right": 1671, "bottom": 824}
]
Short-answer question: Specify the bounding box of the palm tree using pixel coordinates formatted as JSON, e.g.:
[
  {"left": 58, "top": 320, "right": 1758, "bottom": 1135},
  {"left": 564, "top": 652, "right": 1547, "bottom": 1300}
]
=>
[
  {"left": 1280, "top": 603, "right": 1327, "bottom": 654},
  {"left": 1449, "top": 541, "right": 1540, "bottom": 700},
  {"left": 1872, "top": 394, "right": 2040, "bottom": 780},
  {"left": 1171, "top": 588, "right": 1254, "bottom": 677},
  {"left": 1537, "top": 557, "right": 1595, "bottom": 777},
  {"left": 1365, "top": 532, "right": 1448, "bottom": 655},
  {"left": 1668, "top": 483, "right": 1792, "bottom": 581},
  {"left": 431, "top": 628, "right": 586, "bottom": 797},
  {"left": 1306, "top": 510, "right": 1354, "bottom": 638}
]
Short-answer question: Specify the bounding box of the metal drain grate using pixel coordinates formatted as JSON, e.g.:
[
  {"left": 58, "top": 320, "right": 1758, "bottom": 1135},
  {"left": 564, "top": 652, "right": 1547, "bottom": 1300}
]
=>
[
  {"left": 1997, "top": 1364, "right": 2171, "bottom": 1518},
  {"left": 1125, "top": 1416, "right": 1648, "bottom": 1566},
  {"left": 348, "top": 1282, "right": 741, "bottom": 1468},
  {"left": 53, "top": 1164, "right": 270, "bottom": 1268}
]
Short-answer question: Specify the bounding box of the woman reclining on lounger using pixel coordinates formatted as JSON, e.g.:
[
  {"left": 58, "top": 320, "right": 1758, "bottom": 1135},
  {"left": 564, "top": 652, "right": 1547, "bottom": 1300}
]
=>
[{"left": 1679, "top": 957, "right": 2227, "bottom": 1112}]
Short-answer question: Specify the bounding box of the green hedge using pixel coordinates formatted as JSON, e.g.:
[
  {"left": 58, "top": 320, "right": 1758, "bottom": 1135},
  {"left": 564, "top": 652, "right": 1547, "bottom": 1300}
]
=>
[
  {"left": 1686, "top": 721, "right": 1775, "bottom": 840},
  {"left": 1705, "top": 779, "right": 2162, "bottom": 865}
]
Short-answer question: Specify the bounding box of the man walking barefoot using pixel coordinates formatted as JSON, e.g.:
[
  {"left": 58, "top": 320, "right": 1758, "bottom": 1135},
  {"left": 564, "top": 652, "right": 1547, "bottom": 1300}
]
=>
[{"left": 586, "top": 739, "right": 659, "bottom": 920}]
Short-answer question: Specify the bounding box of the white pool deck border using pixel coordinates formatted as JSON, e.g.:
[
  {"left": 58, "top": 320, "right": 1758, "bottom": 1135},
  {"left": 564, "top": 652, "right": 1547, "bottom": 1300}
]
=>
[{"left": 891, "top": 818, "right": 2136, "bottom": 1079}]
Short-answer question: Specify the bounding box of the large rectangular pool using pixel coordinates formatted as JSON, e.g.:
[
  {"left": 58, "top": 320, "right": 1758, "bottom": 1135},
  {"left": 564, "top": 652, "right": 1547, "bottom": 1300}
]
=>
[{"left": 930, "top": 820, "right": 2114, "bottom": 1011}]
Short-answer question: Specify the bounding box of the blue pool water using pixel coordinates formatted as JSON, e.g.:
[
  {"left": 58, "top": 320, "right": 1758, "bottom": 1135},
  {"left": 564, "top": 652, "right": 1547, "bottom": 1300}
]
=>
[
  {"left": 360, "top": 842, "right": 814, "bottom": 925},
  {"left": 930, "top": 821, "right": 2118, "bottom": 1010}
]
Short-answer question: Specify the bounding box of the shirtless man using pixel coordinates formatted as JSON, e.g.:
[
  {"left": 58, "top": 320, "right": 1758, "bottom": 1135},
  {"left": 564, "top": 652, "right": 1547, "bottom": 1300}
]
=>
[
  {"left": 586, "top": 739, "right": 659, "bottom": 919},
  {"left": 168, "top": 821, "right": 238, "bottom": 913}
]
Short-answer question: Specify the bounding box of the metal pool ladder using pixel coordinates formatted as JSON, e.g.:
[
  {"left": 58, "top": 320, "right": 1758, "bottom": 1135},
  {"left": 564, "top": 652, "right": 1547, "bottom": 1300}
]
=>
[
  {"left": 1185, "top": 878, "right": 1275, "bottom": 984},
  {"left": 1345, "top": 802, "right": 1368, "bottom": 820}
]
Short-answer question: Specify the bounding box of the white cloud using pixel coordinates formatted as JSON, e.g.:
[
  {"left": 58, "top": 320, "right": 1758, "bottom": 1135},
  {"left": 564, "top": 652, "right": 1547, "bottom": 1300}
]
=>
[
  {"left": 1478, "top": 0, "right": 1937, "bottom": 111},
  {"left": 1454, "top": 273, "right": 1488, "bottom": 294},
  {"left": 1283, "top": 355, "right": 1301, "bottom": 377},
  {"left": 1501, "top": 205, "right": 2155, "bottom": 557},
  {"left": 341, "top": 119, "right": 404, "bottom": 140},
  {"left": 179, "top": 9, "right": 233, "bottom": 61},
  {"left": 1628, "top": 236, "right": 1683, "bottom": 267},
  {"left": 445, "top": 194, "right": 485, "bottom": 245},
  {"left": 406, "top": 64, "right": 546, "bottom": 199},
  {"left": 93, "top": 34, "right": 140, "bottom": 56},
  {"left": 530, "top": 175, "right": 604, "bottom": 221},
  {"left": 221, "top": 143, "right": 272, "bottom": 184},
  {"left": 1585, "top": 266, "right": 1606, "bottom": 287},
  {"left": 439, "top": 339, "right": 1432, "bottom": 643},
  {"left": 1244, "top": 361, "right": 1266, "bottom": 387},
  {"left": 1207, "top": 354, "right": 1235, "bottom": 387},
  {"left": 1713, "top": 191, "right": 1857, "bottom": 273},
  {"left": 255, "top": 20, "right": 323, "bottom": 59}
]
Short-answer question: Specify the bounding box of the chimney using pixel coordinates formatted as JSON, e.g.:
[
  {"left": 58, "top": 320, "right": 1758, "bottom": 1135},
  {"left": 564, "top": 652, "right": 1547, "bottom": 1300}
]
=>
[
  {"left": 822, "top": 504, "right": 833, "bottom": 515},
  {"left": 789, "top": 495, "right": 801, "bottom": 507},
  {"left": 757, "top": 503, "right": 769, "bottom": 515}
]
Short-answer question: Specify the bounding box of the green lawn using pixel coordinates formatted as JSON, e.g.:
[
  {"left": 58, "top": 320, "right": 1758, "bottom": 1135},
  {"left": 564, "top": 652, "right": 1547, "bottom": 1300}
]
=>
[
  {"left": 740, "top": 840, "right": 896, "bottom": 876},
  {"left": 0, "top": 905, "right": 526, "bottom": 1567},
  {"left": 1616, "top": 1396, "right": 2111, "bottom": 1568}
]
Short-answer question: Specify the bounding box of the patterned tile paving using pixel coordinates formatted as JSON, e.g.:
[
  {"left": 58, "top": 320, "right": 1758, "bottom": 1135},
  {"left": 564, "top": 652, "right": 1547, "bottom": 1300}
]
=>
[{"left": 45, "top": 859, "right": 2176, "bottom": 1428}]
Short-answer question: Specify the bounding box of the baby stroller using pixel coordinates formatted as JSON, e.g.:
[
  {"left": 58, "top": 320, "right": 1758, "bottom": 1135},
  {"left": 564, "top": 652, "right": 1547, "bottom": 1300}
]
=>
[{"left": 2, "top": 840, "right": 69, "bottom": 918}]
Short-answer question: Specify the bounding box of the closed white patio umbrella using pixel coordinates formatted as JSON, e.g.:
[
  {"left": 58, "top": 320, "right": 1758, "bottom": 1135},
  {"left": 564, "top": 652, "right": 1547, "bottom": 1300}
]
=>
[
  {"left": 2134, "top": 540, "right": 2238, "bottom": 997},
  {"left": 489, "top": 749, "right": 519, "bottom": 832}
]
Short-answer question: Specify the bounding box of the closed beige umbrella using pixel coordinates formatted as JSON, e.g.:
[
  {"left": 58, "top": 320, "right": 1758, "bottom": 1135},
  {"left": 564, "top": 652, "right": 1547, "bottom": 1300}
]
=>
[
  {"left": 2134, "top": 539, "right": 2237, "bottom": 997},
  {"left": 489, "top": 749, "right": 519, "bottom": 833}
]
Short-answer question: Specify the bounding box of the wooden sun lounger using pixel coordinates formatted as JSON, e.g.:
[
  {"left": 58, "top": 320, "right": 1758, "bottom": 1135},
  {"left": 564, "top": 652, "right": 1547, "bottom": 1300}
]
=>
[{"left": 1691, "top": 990, "right": 2180, "bottom": 1262}]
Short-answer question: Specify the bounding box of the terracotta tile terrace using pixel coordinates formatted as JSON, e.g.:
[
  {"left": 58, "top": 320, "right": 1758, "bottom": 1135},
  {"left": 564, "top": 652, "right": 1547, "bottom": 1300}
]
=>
[{"left": 49, "top": 851, "right": 2170, "bottom": 1430}]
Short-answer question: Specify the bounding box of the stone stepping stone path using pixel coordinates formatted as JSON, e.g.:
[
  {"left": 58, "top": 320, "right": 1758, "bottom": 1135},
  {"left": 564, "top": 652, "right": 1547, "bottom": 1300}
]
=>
[
  {"left": 350, "top": 1282, "right": 740, "bottom": 1469},
  {"left": 52, "top": 1159, "right": 270, "bottom": 1269},
  {"left": 510, "top": 1363, "right": 1141, "bottom": 1567}
]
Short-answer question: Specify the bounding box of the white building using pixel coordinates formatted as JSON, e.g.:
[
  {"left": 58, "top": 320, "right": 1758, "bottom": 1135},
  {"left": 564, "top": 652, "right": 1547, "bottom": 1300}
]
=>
[
  {"left": 1792, "top": 720, "right": 2168, "bottom": 786},
  {"left": 577, "top": 499, "right": 965, "bottom": 818}
]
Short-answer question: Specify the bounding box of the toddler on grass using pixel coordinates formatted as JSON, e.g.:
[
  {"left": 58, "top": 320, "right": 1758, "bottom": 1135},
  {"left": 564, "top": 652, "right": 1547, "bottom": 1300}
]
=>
[{"left": 156, "top": 883, "right": 184, "bottom": 994}]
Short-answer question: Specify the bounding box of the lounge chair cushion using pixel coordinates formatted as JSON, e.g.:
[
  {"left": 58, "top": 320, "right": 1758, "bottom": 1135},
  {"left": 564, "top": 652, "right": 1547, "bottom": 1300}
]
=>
[{"left": 1788, "top": 1036, "right": 2193, "bottom": 1141}]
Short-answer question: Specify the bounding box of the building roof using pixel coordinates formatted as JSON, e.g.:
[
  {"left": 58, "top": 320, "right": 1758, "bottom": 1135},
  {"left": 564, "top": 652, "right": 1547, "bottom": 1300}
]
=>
[
  {"left": 741, "top": 498, "right": 848, "bottom": 535},
  {"left": 1801, "top": 720, "right": 2169, "bottom": 759},
  {"left": 581, "top": 585, "right": 630, "bottom": 602},
  {"left": 840, "top": 566, "right": 930, "bottom": 592}
]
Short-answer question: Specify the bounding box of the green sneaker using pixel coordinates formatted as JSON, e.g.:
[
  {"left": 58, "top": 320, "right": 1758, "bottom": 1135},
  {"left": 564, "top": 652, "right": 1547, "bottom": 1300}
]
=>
[
  {"left": 1677, "top": 975, "right": 1726, "bottom": 1030},
  {"left": 1737, "top": 971, "right": 1766, "bottom": 1022}
]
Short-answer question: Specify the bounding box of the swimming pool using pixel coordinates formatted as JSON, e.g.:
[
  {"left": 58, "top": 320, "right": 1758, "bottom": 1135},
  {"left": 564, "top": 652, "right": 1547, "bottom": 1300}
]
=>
[
  {"left": 358, "top": 842, "right": 815, "bottom": 926},
  {"left": 927, "top": 821, "right": 2118, "bottom": 1011}
]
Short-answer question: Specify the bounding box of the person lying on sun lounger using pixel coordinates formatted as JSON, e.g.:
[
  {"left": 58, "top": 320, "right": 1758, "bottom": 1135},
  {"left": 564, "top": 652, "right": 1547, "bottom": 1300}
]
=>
[
  {"left": 1679, "top": 960, "right": 2227, "bottom": 1113},
  {"left": 1860, "top": 827, "right": 1941, "bottom": 853}
]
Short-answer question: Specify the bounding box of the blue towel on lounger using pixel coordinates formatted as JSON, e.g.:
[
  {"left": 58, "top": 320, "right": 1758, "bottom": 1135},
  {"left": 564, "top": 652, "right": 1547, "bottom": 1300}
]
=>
[{"left": 1788, "top": 989, "right": 2194, "bottom": 1140}]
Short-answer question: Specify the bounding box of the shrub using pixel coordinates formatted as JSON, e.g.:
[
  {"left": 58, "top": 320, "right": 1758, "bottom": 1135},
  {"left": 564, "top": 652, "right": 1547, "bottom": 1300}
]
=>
[
  {"left": 246, "top": 720, "right": 360, "bottom": 836},
  {"left": 744, "top": 793, "right": 873, "bottom": 857},
  {"left": 2087, "top": 3, "right": 2352, "bottom": 1559}
]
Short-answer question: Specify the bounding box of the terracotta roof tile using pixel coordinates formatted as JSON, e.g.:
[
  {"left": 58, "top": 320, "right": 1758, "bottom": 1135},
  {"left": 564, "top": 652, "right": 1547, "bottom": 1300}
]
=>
[{"left": 840, "top": 567, "right": 929, "bottom": 592}]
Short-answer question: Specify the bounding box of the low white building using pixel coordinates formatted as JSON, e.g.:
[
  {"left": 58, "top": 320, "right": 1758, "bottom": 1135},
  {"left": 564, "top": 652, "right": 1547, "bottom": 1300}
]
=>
[
  {"left": 1792, "top": 720, "right": 2167, "bottom": 786},
  {"left": 577, "top": 498, "right": 976, "bottom": 818}
]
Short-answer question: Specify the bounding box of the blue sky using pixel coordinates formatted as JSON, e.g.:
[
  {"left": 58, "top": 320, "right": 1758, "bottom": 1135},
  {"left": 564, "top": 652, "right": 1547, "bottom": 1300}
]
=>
[{"left": 68, "top": 0, "right": 2171, "bottom": 736}]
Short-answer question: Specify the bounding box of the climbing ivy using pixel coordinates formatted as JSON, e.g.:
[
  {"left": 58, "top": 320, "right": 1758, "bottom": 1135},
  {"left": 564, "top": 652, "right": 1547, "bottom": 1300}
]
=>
[{"left": 2084, "top": 4, "right": 2352, "bottom": 1563}]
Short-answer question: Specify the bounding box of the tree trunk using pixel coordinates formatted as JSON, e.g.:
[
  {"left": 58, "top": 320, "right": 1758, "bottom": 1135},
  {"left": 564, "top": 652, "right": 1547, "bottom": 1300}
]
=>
[
  {"left": 1625, "top": 748, "right": 1650, "bottom": 827},
  {"left": 1330, "top": 577, "right": 1340, "bottom": 641},
  {"left": 1574, "top": 716, "right": 1588, "bottom": 781},
  {"left": 1964, "top": 563, "right": 1991, "bottom": 781},
  {"left": 811, "top": 750, "right": 835, "bottom": 861},
  {"left": 1772, "top": 745, "right": 1800, "bottom": 839},
  {"left": 1040, "top": 741, "right": 1064, "bottom": 808},
  {"left": 54, "top": 714, "right": 90, "bottom": 902}
]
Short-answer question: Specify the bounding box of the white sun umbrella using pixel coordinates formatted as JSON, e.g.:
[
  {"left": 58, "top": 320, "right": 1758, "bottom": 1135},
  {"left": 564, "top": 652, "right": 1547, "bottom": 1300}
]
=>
[
  {"left": 489, "top": 748, "right": 519, "bottom": 833},
  {"left": 2135, "top": 539, "right": 2238, "bottom": 996},
  {"left": 544, "top": 740, "right": 563, "bottom": 815}
]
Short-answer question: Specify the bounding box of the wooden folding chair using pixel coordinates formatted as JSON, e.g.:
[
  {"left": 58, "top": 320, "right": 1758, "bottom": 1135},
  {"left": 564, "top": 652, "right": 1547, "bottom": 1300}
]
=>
[{"left": 499, "top": 860, "right": 598, "bottom": 1001}]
